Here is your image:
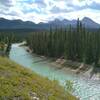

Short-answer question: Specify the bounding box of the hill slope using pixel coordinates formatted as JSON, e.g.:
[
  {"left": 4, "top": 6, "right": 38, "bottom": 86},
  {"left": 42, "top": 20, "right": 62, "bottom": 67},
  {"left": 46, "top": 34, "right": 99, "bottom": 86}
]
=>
[{"left": 0, "top": 57, "right": 77, "bottom": 100}]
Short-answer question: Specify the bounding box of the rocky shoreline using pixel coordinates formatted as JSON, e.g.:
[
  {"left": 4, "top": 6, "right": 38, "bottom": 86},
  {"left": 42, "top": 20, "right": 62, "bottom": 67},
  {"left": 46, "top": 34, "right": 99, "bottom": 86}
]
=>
[
  {"left": 24, "top": 45, "right": 100, "bottom": 81},
  {"left": 51, "top": 58, "right": 100, "bottom": 81}
]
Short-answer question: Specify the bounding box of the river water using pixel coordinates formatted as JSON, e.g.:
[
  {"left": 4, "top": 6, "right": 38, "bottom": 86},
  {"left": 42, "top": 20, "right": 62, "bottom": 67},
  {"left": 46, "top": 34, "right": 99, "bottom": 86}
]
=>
[{"left": 9, "top": 43, "right": 100, "bottom": 100}]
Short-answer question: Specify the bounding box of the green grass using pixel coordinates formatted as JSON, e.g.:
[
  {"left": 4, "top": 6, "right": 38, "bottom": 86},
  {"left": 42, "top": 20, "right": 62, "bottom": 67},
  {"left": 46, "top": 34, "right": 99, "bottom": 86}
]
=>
[{"left": 0, "top": 57, "right": 78, "bottom": 100}]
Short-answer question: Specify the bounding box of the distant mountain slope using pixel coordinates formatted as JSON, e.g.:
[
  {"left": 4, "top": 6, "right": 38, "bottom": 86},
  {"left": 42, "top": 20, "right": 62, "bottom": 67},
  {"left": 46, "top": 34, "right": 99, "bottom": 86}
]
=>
[
  {"left": 82, "top": 17, "right": 100, "bottom": 28},
  {"left": 0, "top": 18, "right": 37, "bottom": 29},
  {"left": 0, "top": 17, "right": 100, "bottom": 29}
]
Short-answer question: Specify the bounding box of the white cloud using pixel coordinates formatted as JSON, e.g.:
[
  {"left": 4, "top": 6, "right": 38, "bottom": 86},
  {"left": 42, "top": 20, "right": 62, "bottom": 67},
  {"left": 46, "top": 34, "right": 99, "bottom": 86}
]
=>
[{"left": 0, "top": 0, "right": 100, "bottom": 24}]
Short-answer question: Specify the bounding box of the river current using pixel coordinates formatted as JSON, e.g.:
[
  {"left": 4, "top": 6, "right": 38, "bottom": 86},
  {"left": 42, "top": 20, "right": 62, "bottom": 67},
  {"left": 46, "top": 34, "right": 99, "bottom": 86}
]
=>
[{"left": 9, "top": 43, "right": 100, "bottom": 100}]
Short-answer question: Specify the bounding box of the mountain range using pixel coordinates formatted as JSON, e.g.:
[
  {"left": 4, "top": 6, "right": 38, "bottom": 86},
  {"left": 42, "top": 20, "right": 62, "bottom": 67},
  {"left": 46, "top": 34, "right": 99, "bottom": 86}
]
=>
[{"left": 0, "top": 17, "right": 100, "bottom": 29}]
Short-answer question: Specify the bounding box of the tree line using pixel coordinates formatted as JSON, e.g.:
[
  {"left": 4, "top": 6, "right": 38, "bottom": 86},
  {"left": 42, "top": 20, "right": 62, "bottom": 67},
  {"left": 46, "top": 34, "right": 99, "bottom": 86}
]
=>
[
  {"left": 27, "top": 19, "right": 100, "bottom": 67},
  {"left": 0, "top": 33, "right": 15, "bottom": 55}
]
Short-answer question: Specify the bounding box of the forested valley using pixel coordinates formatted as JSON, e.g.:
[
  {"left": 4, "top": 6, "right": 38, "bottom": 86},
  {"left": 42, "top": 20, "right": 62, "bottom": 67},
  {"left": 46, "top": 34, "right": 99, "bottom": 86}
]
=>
[
  {"left": 0, "top": 29, "right": 78, "bottom": 100},
  {"left": 0, "top": 18, "right": 100, "bottom": 100},
  {"left": 27, "top": 19, "right": 100, "bottom": 68}
]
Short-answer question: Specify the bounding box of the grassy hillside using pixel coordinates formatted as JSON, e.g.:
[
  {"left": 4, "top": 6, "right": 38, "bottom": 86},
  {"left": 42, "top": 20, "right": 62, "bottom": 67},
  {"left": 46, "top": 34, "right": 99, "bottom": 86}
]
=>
[{"left": 0, "top": 57, "right": 77, "bottom": 100}]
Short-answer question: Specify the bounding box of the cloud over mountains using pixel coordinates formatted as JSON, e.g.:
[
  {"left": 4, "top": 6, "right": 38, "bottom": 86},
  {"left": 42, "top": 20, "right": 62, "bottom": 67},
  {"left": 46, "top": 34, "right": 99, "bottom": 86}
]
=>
[{"left": 0, "top": 0, "right": 100, "bottom": 23}]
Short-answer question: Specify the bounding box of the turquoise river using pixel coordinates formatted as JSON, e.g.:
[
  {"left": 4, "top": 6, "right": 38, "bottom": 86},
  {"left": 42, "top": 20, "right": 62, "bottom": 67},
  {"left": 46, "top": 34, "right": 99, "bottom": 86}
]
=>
[{"left": 9, "top": 43, "right": 100, "bottom": 100}]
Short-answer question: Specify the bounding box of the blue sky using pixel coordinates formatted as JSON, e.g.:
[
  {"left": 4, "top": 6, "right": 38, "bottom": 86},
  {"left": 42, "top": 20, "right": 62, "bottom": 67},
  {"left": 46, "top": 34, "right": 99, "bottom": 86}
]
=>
[{"left": 0, "top": 0, "right": 100, "bottom": 23}]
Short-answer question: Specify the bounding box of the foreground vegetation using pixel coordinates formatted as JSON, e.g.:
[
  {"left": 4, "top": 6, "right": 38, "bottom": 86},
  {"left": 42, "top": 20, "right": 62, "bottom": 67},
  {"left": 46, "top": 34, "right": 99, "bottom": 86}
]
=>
[
  {"left": 0, "top": 57, "right": 77, "bottom": 100},
  {"left": 27, "top": 19, "right": 100, "bottom": 68}
]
